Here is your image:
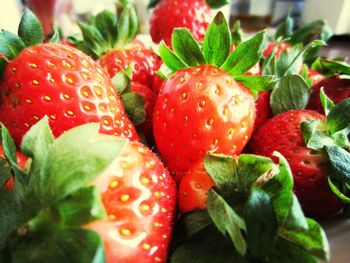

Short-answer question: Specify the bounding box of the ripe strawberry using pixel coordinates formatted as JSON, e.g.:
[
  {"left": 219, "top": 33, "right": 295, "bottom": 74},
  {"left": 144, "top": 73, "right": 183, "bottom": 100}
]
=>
[
  {"left": 86, "top": 140, "right": 176, "bottom": 263},
  {"left": 0, "top": 145, "right": 27, "bottom": 190},
  {"left": 178, "top": 161, "right": 215, "bottom": 214},
  {"left": 263, "top": 42, "right": 291, "bottom": 58},
  {"left": 154, "top": 65, "right": 256, "bottom": 181},
  {"left": 250, "top": 110, "right": 342, "bottom": 217},
  {"left": 0, "top": 44, "right": 139, "bottom": 145},
  {"left": 307, "top": 75, "right": 350, "bottom": 113},
  {"left": 254, "top": 90, "right": 272, "bottom": 130},
  {"left": 153, "top": 13, "right": 269, "bottom": 181},
  {"left": 149, "top": 0, "right": 211, "bottom": 46},
  {"left": 0, "top": 120, "right": 176, "bottom": 263}
]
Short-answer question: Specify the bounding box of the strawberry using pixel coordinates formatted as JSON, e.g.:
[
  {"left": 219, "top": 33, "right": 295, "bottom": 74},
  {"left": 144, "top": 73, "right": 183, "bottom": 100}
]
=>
[
  {"left": 0, "top": 119, "right": 176, "bottom": 263},
  {"left": 250, "top": 109, "right": 347, "bottom": 218},
  {"left": 0, "top": 10, "right": 139, "bottom": 145},
  {"left": 178, "top": 160, "right": 215, "bottom": 214},
  {"left": 76, "top": 5, "right": 161, "bottom": 88},
  {"left": 153, "top": 13, "right": 272, "bottom": 181},
  {"left": 149, "top": 0, "right": 211, "bottom": 46},
  {"left": 307, "top": 76, "right": 350, "bottom": 113},
  {"left": 263, "top": 42, "right": 291, "bottom": 58}
]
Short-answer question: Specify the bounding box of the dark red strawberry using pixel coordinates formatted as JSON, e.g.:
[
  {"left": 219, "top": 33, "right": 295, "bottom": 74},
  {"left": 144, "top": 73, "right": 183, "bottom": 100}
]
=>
[
  {"left": 307, "top": 75, "right": 350, "bottom": 113},
  {"left": 149, "top": 0, "right": 212, "bottom": 46},
  {"left": 250, "top": 110, "right": 343, "bottom": 217},
  {"left": 0, "top": 11, "right": 139, "bottom": 145},
  {"left": 254, "top": 90, "right": 272, "bottom": 130}
]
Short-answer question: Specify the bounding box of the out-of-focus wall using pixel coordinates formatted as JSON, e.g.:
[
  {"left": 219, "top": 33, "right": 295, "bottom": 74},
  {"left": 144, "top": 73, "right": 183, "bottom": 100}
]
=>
[{"left": 0, "top": 0, "right": 22, "bottom": 33}]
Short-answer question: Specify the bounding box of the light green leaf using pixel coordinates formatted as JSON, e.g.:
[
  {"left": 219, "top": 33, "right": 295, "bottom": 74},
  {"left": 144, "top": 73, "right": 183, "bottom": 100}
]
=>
[
  {"left": 234, "top": 75, "right": 277, "bottom": 97},
  {"left": 203, "top": 12, "right": 231, "bottom": 67},
  {"left": 327, "top": 98, "right": 350, "bottom": 135},
  {"left": 18, "top": 9, "right": 44, "bottom": 47},
  {"left": 159, "top": 42, "right": 186, "bottom": 71},
  {"left": 172, "top": 29, "right": 205, "bottom": 67}
]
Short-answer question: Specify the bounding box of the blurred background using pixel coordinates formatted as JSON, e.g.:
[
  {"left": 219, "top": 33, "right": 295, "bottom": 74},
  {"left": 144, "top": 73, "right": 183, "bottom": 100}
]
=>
[{"left": 0, "top": 0, "right": 349, "bottom": 56}]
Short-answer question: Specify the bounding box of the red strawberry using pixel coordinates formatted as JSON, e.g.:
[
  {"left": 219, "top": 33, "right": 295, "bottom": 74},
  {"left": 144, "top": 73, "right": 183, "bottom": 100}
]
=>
[
  {"left": 153, "top": 65, "right": 256, "bottom": 182},
  {"left": 263, "top": 42, "right": 291, "bottom": 58},
  {"left": 250, "top": 110, "right": 342, "bottom": 217},
  {"left": 307, "top": 68, "right": 325, "bottom": 86},
  {"left": 0, "top": 44, "right": 139, "bottom": 145},
  {"left": 178, "top": 161, "right": 215, "bottom": 214},
  {"left": 150, "top": 0, "right": 211, "bottom": 46},
  {"left": 86, "top": 140, "right": 176, "bottom": 263},
  {"left": 0, "top": 145, "right": 28, "bottom": 190},
  {"left": 254, "top": 90, "right": 273, "bottom": 131},
  {"left": 307, "top": 75, "right": 350, "bottom": 113}
]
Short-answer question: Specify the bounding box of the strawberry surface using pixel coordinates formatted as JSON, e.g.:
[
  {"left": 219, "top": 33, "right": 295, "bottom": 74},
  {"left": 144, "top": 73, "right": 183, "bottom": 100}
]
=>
[
  {"left": 0, "top": 44, "right": 139, "bottom": 145},
  {"left": 86, "top": 140, "right": 176, "bottom": 263},
  {"left": 98, "top": 47, "right": 161, "bottom": 88},
  {"left": 307, "top": 76, "right": 350, "bottom": 113},
  {"left": 250, "top": 110, "right": 342, "bottom": 217},
  {"left": 153, "top": 65, "right": 256, "bottom": 182},
  {"left": 150, "top": 0, "right": 211, "bottom": 46}
]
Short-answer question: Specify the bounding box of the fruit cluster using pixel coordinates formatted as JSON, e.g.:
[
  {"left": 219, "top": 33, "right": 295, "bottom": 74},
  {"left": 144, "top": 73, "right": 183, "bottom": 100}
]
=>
[{"left": 0, "top": 1, "right": 349, "bottom": 262}]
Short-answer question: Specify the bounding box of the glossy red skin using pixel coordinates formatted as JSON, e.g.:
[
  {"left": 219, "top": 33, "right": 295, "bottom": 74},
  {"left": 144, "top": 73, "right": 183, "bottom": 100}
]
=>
[
  {"left": 307, "top": 68, "right": 325, "bottom": 86},
  {"left": 0, "top": 44, "right": 139, "bottom": 146},
  {"left": 86, "top": 141, "right": 176, "bottom": 263},
  {"left": 150, "top": 0, "right": 211, "bottom": 46},
  {"left": 250, "top": 110, "right": 342, "bottom": 218},
  {"left": 263, "top": 42, "right": 291, "bottom": 58},
  {"left": 153, "top": 65, "right": 256, "bottom": 182},
  {"left": 98, "top": 47, "right": 161, "bottom": 88},
  {"left": 0, "top": 145, "right": 27, "bottom": 190},
  {"left": 131, "top": 82, "right": 157, "bottom": 140},
  {"left": 307, "top": 76, "right": 350, "bottom": 114},
  {"left": 178, "top": 161, "right": 215, "bottom": 214},
  {"left": 151, "top": 73, "right": 164, "bottom": 94},
  {"left": 254, "top": 90, "right": 272, "bottom": 131}
]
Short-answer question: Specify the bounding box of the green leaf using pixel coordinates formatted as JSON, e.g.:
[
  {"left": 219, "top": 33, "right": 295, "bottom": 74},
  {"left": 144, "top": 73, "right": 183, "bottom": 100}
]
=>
[
  {"left": 0, "top": 190, "right": 18, "bottom": 247},
  {"left": 172, "top": 29, "right": 205, "bottom": 67},
  {"left": 271, "top": 238, "right": 319, "bottom": 263},
  {"left": 279, "top": 218, "right": 330, "bottom": 261},
  {"left": 12, "top": 228, "right": 105, "bottom": 263},
  {"left": 159, "top": 42, "right": 186, "bottom": 71},
  {"left": 50, "top": 24, "right": 61, "bottom": 44},
  {"left": 117, "top": 5, "right": 138, "bottom": 45},
  {"left": 311, "top": 58, "right": 350, "bottom": 77},
  {"left": 39, "top": 123, "right": 126, "bottom": 203},
  {"left": 148, "top": 0, "right": 160, "bottom": 9},
  {"left": 234, "top": 75, "right": 277, "bottom": 97},
  {"left": 111, "top": 68, "right": 131, "bottom": 94},
  {"left": 237, "top": 154, "right": 279, "bottom": 193},
  {"left": 328, "top": 177, "right": 350, "bottom": 203},
  {"left": 207, "top": 189, "right": 247, "bottom": 255},
  {"left": 18, "top": 9, "right": 44, "bottom": 47},
  {"left": 20, "top": 117, "right": 54, "bottom": 191},
  {"left": 1, "top": 124, "right": 29, "bottom": 198},
  {"left": 121, "top": 92, "right": 146, "bottom": 126},
  {"left": 262, "top": 49, "right": 277, "bottom": 76},
  {"left": 95, "top": 10, "right": 118, "bottom": 47},
  {"left": 275, "top": 13, "right": 294, "bottom": 40},
  {"left": 301, "top": 120, "right": 335, "bottom": 151},
  {"left": 57, "top": 186, "right": 106, "bottom": 226},
  {"left": 77, "top": 21, "right": 109, "bottom": 58},
  {"left": 0, "top": 30, "right": 26, "bottom": 78},
  {"left": 245, "top": 188, "right": 278, "bottom": 258},
  {"left": 221, "top": 30, "right": 266, "bottom": 76},
  {"left": 325, "top": 146, "right": 350, "bottom": 184},
  {"left": 203, "top": 153, "right": 237, "bottom": 195},
  {"left": 0, "top": 158, "right": 12, "bottom": 189},
  {"left": 205, "top": 0, "right": 230, "bottom": 9},
  {"left": 231, "top": 20, "right": 243, "bottom": 46},
  {"left": 170, "top": 226, "right": 242, "bottom": 263},
  {"left": 272, "top": 191, "right": 308, "bottom": 230},
  {"left": 289, "top": 20, "right": 332, "bottom": 45},
  {"left": 270, "top": 75, "right": 311, "bottom": 115},
  {"left": 327, "top": 98, "right": 350, "bottom": 134},
  {"left": 320, "top": 88, "right": 335, "bottom": 115},
  {"left": 203, "top": 12, "right": 231, "bottom": 67}
]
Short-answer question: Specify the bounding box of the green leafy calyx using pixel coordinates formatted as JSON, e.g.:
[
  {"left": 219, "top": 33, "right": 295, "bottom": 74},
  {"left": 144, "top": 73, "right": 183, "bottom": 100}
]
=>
[{"left": 170, "top": 153, "right": 329, "bottom": 263}]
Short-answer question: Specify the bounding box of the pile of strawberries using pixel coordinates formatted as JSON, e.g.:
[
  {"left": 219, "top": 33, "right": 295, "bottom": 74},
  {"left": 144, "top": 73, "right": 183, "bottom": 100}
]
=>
[{"left": 0, "top": 0, "right": 349, "bottom": 262}]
